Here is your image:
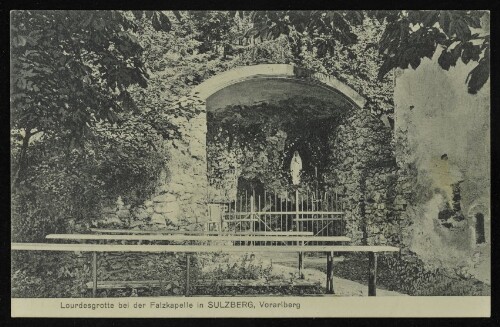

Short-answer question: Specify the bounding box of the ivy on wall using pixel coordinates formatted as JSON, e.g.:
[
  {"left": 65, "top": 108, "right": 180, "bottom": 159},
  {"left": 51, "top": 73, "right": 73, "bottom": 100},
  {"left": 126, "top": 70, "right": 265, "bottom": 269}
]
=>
[{"left": 207, "top": 97, "right": 352, "bottom": 197}]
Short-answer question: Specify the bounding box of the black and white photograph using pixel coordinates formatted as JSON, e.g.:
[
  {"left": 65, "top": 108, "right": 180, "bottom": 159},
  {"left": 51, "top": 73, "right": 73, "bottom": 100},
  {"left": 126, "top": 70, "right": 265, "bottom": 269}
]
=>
[{"left": 10, "top": 10, "right": 491, "bottom": 317}]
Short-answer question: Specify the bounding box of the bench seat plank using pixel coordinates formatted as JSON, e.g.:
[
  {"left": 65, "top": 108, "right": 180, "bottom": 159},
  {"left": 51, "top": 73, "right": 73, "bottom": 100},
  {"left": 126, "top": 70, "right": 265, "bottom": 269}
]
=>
[
  {"left": 45, "top": 234, "right": 351, "bottom": 242},
  {"left": 234, "top": 231, "right": 313, "bottom": 236},
  {"left": 90, "top": 229, "right": 231, "bottom": 235},
  {"left": 12, "top": 243, "right": 399, "bottom": 253},
  {"left": 90, "top": 229, "right": 314, "bottom": 236},
  {"left": 85, "top": 280, "right": 161, "bottom": 289}
]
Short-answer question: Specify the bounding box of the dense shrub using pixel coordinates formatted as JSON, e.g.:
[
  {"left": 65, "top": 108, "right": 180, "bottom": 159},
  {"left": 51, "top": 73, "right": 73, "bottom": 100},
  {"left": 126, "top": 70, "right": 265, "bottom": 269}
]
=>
[
  {"left": 12, "top": 251, "right": 90, "bottom": 298},
  {"left": 12, "top": 251, "right": 200, "bottom": 298}
]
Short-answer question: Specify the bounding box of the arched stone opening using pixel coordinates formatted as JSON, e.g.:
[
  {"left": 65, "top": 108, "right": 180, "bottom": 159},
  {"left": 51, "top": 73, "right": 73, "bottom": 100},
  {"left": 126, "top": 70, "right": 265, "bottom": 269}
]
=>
[
  {"left": 194, "top": 65, "right": 365, "bottom": 203},
  {"left": 179, "top": 64, "right": 397, "bottom": 244},
  {"left": 206, "top": 96, "right": 352, "bottom": 201},
  {"left": 192, "top": 64, "right": 365, "bottom": 109}
]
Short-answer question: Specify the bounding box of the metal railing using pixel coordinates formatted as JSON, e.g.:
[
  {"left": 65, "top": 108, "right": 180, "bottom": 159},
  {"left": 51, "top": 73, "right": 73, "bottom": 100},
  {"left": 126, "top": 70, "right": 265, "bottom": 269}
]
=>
[{"left": 215, "top": 190, "right": 345, "bottom": 244}]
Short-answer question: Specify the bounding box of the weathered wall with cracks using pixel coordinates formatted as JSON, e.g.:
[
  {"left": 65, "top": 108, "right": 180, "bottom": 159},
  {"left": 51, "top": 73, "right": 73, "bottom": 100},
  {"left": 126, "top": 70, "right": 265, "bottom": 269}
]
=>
[{"left": 394, "top": 50, "right": 490, "bottom": 283}]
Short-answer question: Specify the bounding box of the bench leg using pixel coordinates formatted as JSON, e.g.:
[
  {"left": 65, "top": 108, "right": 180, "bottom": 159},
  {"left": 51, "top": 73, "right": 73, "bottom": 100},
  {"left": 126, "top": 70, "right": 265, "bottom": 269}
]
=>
[
  {"left": 185, "top": 254, "right": 191, "bottom": 296},
  {"left": 326, "top": 251, "right": 334, "bottom": 294},
  {"left": 298, "top": 252, "right": 304, "bottom": 279},
  {"left": 368, "top": 252, "right": 377, "bottom": 296},
  {"left": 92, "top": 251, "right": 98, "bottom": 298}
]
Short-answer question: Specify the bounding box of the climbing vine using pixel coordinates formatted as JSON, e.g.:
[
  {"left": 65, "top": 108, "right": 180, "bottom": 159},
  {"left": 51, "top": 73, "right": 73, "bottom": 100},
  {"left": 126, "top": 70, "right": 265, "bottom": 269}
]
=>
[{"left": 207, "top": 97, "right": 352, "bottom": 197}]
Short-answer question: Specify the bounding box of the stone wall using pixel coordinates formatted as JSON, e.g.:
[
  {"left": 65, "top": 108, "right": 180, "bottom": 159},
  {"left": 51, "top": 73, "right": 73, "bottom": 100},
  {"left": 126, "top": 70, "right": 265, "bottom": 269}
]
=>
[
  {"left": 99, "top": 97, "right": 209, "bottom": 231},
  {"left": 154, "top": 107, "right": 208, "bottom": 227},
  {"left": 393, "top": 49, "right": 490, "bottom": 283},
  {"left": 326, "top": 108, "right": 406, "bottom": 246}
]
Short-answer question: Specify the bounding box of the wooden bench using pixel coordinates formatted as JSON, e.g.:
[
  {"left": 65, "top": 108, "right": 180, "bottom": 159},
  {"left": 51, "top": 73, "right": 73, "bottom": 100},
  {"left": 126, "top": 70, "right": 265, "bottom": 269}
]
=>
[
  {"left": 90, "top": 228, "right": 237, "bottom": 235},
  {"left": 234, "top": 231, "right": 314, "bottom": 236},
  {"left": 46, "top": 234, "right": 350, "bottom": 271},
  {"left": 47, "top": 233, "right": 350, "bottom": 281},
  {"left": 12, "top": 242, "right": 399, "bottom": 297},
  {"left": 46, "top": 233, "right": 349, "bottom": 243},
  {"left": 86, "top": 230, "right": 325, "bottom": 280},
  {"left": 90, "top": 228, "right": 314, "bottom": 236}
]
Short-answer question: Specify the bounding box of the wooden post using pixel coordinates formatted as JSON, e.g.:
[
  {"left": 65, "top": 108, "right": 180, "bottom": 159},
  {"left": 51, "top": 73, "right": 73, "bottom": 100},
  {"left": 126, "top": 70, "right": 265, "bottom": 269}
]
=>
[
  {"left": 368, "top": 252, "right": 378, "bottom": 296},
  {"left": 185, "top": 254, "right": 191, "bottom": 296},
  {"left": 326, "top": 251, "right": 334, "bottom": 294},
  {"left": 298, "top": 249, "right": 304, "bottom": 279},
  {"left": 92, "top": 251, "right": 97, "bottom": 298}
]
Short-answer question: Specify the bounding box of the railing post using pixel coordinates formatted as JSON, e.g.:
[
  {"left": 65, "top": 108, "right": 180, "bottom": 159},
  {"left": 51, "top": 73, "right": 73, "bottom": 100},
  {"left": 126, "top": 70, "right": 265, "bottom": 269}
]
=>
[
  {"left": 295, "top": 189, "right": 299, "bottom": 231},
  {"left": 185, "top": 254, "right": 191, "bottom": 296},
  {"left": 326, "top": 251, "right": 334, "bottom": 294},
  {"left": 250, "top": 194, "right": 254, "bottom": 233},
  {"left": 368, "top": 252, "right": 378, "bottom": 296},
  {"left": 296, "top": 189, "right": 304, "bottom": 278},
  {"left": 92, "top": 251, "right": 98, "bottom": 298},
  {"left": 250, "top": 194, "right": 255, "bottom": 245}
]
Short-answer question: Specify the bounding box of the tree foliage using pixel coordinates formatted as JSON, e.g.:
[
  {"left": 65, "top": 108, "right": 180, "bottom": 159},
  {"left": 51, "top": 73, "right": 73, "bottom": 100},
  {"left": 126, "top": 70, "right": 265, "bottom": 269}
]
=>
[
  {"left": 247, "top": 11, "right": 362, "bottom": 52},
  {"left": 244, "top": 10, "right": 490, "bottom": 95},
  {"left": 10, "top": 11, "right": 148, "bottom": 140},
  {"left": 10, "top": 10, "right": 249, "bottom": 241},
  {"left": 10, "top": 10, "right": 171, "bottom": 240},
  {"left": 375, "top": 10, "right": 489, "bottom": 94},
  {"left": 11, "top": 11, "right": 143, "bottom": 189}
]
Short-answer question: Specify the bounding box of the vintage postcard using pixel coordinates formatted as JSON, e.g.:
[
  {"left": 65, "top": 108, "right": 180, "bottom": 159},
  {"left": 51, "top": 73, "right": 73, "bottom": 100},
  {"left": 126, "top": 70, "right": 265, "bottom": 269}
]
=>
[{"left": 10, "top": 10, "right": 491, "bottom": 318}]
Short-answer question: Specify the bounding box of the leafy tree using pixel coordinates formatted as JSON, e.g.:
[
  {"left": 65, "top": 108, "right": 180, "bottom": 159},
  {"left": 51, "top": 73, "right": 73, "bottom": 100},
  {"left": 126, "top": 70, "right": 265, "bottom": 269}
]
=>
[
  {"left": 375, "top": 10, "right": 489, "bottom": 94},
  {"left": 10, "top": 10, "right": 172, "bottom": 187},
  {"left": 186, "top": 11, "right": 235, "bottom": 55},
  {"left": 10, "top": 10, "right": 171, "bottom": 241},
  {"left": 247, "top": 11, "right": 362, "bottom": 56},
  {"left": 244, "top": 10, "right": 490, "bottom": 95}
]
